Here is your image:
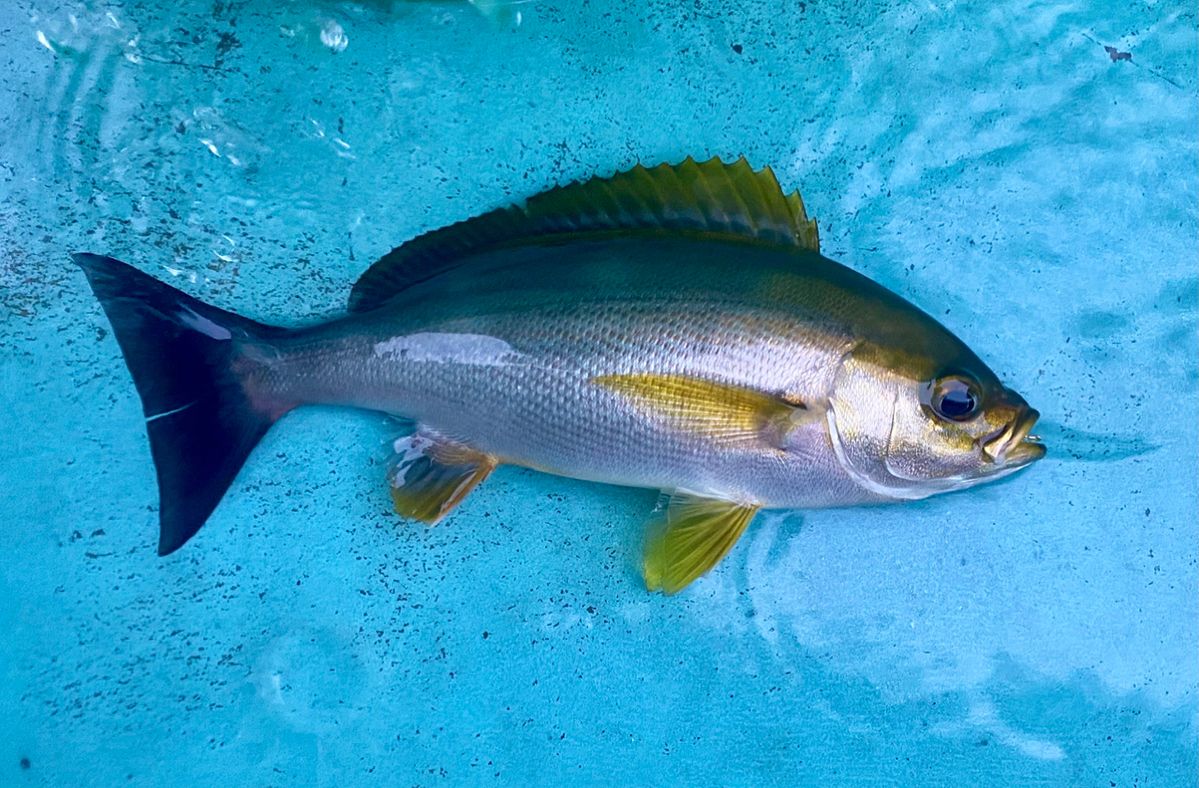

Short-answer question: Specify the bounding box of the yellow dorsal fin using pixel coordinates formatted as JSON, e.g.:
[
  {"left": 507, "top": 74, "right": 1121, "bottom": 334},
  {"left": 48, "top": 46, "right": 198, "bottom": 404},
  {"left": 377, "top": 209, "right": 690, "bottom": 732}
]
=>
[
  {"left": 387, "top": 431, "right": 496, "bottom": 524},
  {"left": 594, "top": 373, "right": 818, "bottom": 448},
  {"left": 644, "top": 493, "right": 759, "bottom": 594},
  {"left": 349, "top": 156, "right": 820, "bottom": 312}
]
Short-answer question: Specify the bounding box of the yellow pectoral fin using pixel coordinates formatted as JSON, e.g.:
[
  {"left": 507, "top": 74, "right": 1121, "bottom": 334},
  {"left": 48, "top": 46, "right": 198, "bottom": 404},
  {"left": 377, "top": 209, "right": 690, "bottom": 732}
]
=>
[
  {"left": 643, "top": 493, "right": 759, "bottom": 594},
  {"left": 595, "top": 373, "right": 815, "bottom": 448},
  {"left": 387, "top": 431, "right": 496, "bottom": 524}
]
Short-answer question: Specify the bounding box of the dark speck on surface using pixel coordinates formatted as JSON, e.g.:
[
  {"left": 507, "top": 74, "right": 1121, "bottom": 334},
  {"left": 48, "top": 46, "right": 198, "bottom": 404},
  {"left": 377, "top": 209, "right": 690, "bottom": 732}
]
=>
[
  {"left": 1104, "top": 45, "right": 1132, "bottom": 62},
  {"left": 732, "top": 43, "right": 744, "bottom": 54},
  {"left": 19, "top": 757, "right": 31, "bottom": 770}
]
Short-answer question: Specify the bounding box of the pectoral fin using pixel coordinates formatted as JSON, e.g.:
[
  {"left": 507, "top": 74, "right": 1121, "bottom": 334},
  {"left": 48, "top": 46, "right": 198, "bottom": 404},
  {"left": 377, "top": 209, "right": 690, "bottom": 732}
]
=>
[
  {"left": 643, "top": 493, "right": 759, "bottom": 594},
  {"left": 595, "top": 373, "right": 816, "bottom": 448},
  {"left": 388, "top": 432, "right": 496, "bottom": 524}
]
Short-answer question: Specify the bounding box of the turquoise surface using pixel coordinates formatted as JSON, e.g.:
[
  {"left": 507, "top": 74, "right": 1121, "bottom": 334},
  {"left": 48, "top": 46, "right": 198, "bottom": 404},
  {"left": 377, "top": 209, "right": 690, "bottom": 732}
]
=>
[{"left": 1, "top": 0, "right": 1196, "bottom": 784}]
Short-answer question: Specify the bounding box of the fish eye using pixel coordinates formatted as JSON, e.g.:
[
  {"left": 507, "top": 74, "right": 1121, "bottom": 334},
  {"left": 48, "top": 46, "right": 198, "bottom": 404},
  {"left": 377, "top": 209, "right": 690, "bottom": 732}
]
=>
[{"left": 929, "top": 376, "right": 981, "bottom": 422}]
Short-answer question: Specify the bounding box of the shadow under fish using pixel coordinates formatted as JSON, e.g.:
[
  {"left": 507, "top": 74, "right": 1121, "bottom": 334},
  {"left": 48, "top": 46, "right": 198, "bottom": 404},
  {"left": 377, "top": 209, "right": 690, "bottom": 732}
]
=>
[{"left": 1033, "top": 421, "right": 1158, "bottom": 463}]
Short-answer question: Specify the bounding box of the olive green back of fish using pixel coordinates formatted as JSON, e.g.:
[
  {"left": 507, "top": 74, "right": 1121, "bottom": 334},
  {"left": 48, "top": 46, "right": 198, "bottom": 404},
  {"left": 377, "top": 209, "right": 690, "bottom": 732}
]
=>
[{"left": 349, "top": 155, "right": 820, "bottom": 313}]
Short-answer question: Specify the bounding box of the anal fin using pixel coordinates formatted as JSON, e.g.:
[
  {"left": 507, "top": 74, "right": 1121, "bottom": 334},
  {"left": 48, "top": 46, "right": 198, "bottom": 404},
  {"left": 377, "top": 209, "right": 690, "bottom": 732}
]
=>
[
  {"left": 388, "top": 431, "right": 496, "bottom": 524},
  {"left": 643, "top": 493, "right": 759, "bottom": 594}
]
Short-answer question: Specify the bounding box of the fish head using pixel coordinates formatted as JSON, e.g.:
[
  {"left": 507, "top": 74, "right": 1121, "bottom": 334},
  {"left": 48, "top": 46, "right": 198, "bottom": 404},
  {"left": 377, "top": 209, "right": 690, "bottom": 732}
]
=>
[{"left": 827, "top": 335, "right": 1046, "bottom": 500}]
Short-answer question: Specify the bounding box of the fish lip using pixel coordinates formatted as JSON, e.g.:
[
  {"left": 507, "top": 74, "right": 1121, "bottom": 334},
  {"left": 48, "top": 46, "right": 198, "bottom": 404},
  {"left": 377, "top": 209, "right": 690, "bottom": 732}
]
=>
[{"left": 983, "top": 408, "right": 1046, "bottom": 467}]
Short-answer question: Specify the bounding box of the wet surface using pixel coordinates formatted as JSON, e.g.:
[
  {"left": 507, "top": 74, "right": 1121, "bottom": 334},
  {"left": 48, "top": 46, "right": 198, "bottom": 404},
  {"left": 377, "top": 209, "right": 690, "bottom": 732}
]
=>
[{"left": 1, "top": 0, "right": 1196, "bottom": 784}]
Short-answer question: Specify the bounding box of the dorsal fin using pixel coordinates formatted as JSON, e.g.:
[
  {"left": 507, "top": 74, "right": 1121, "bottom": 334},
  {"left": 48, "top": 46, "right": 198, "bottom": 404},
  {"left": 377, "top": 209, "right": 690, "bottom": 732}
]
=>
[{"left": 348, "top": 156, "right": 820, "bottom": 313}]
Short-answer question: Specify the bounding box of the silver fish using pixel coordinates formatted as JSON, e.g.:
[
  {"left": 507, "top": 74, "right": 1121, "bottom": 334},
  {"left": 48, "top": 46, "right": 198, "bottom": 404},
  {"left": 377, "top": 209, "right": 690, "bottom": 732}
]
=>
[{"left": 76, "top": 157, "right": 1044, "bottom": 593}]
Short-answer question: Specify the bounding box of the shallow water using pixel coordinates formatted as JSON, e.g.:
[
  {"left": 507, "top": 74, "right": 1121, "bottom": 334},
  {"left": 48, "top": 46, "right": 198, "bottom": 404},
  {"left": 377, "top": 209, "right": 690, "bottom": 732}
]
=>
[{"left": 2, "top": 0, "right": 1196, "bottom": 784}]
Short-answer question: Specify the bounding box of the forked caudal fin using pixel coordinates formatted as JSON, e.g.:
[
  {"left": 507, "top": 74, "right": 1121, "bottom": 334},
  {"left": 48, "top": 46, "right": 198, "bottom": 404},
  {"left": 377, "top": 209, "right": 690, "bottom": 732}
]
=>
[{"left": 73, "top": 253, "right": 294, "bottom": 556}]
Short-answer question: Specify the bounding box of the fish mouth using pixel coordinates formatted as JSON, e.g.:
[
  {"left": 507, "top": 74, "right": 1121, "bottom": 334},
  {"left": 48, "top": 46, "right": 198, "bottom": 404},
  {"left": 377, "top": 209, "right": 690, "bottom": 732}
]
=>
[{"left": 982, "top": 408, "right": 1046, "bottom": 468}]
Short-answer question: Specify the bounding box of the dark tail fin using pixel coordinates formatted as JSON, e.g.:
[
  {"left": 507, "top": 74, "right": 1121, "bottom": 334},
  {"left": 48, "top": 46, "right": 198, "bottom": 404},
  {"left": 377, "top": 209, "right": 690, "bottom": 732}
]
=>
[{"left": 73, "top": 253, "right": 294, "bottom": 555}]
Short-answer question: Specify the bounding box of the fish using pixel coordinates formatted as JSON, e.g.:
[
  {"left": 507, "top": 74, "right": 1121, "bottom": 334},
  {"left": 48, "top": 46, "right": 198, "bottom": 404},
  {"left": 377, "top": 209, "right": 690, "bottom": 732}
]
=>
[{"left": 74, "top": 156, "right": 1045, "bottom": 594}]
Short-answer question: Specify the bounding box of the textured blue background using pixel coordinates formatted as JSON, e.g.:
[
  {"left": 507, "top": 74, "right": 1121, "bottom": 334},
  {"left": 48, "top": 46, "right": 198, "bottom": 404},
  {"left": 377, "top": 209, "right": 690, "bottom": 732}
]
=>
[{"left": 1, "top": 0, "right": 1196, "bottom": 784}]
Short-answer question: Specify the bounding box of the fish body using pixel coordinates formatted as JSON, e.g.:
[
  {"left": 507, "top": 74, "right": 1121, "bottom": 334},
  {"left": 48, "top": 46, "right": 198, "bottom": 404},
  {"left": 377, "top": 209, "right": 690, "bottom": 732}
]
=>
[
  {"left": 269, "top": 238, "right": 870, "bottom": 508},
  {"left": 76, "top": 158, "right": 1045, "bottom": 593}
]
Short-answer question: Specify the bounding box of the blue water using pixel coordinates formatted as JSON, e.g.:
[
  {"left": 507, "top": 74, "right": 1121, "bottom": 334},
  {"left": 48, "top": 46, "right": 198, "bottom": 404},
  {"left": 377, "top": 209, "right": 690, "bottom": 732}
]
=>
[{"left": 2, "top": 0, "right": 1196, "bottom": 784}]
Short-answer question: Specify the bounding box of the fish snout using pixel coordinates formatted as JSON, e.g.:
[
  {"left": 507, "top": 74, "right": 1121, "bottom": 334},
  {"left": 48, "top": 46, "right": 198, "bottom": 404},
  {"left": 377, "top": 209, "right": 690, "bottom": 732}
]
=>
[{"left": 981, "top": 394, "right": 1046, "bottom": 467}]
